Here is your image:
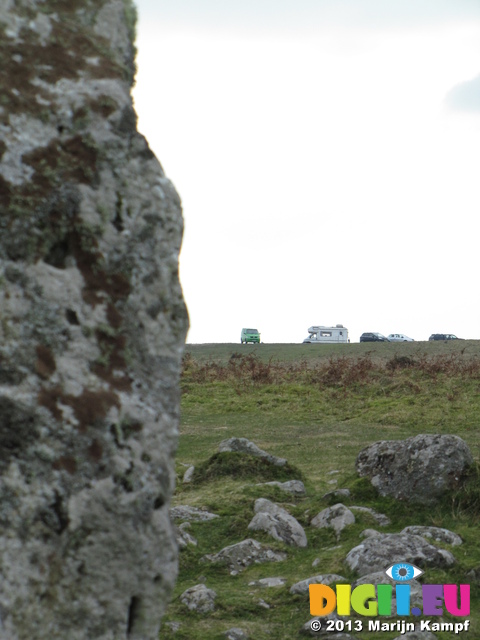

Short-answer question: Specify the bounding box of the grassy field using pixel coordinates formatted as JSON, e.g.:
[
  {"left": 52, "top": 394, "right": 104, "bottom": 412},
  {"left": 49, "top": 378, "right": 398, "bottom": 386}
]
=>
[{"left": 161, "top": 341, "right": 480, "bottom": 639}]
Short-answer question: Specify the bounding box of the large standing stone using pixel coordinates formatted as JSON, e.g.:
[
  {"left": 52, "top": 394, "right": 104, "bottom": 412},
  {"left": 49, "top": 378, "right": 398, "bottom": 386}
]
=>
[
  {"left": 355, "top": 434, "right": 473, "bottom": 503},
  {"left": 0, "top": 2, "right": 187, "bottom": 639}
]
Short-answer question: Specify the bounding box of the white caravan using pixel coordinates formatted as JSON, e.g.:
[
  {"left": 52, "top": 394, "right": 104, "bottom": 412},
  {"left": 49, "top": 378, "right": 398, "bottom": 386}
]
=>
[{"left": 303, "top": 324, "right": 349, "bottom": 344}]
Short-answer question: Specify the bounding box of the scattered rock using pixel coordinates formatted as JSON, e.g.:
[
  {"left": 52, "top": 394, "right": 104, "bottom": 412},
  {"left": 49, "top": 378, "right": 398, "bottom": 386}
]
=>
[
  {"left": 349, "top": 506, "right": 391, "bottom": 526},
  {"left": 224, "top": 628, "right": 249, "bottom": 640},
  {"left": 311, "top": 504, "right": 355, "bottom": 537},
  {"left": 183, "top": 465, "right": 195, "bottom": 483},
  {"left": 466, "top": 566, "right": 480, "bottom": 581},
  {"left": 360, "top": 529, "right": 381, "bottom": 538},
  {"left": 400, "top": 526, "right": 462, "bottom": 546},
  {"left": 248, "top": 498, "right": 308, "bottom": 547},
  {"left": 174, "top": 522, "right": 198, "bottom": 549},
  {"left": 352, "top": 571, "right": 423, "bottom": 610},
  {"left": 356, "top": 434, "right": 473, "bottom": 504},
  {"left": 257, "top": 480, "right": 306, "bottom": 495},
  {"left": 345, "top": 533, "right": 455, "bottom": 576},
  {"left": 170, "top": 505, "right": 220, "bottom": 522},
  {"left": 180, "top": 584, "right": 217, "bottom": 613},
  {"left": 164, "top": 620, "right": 182, "bottom": 632},
  {"left": 258, "top": 599, "right": 271, "bottom": 609},
  {"left": 392, "top": 633, "right": 437, "bottom": 640},
  {"left": 290, "top": 574, "right": 347, "bottom": 595},
  {"left": 248, "top": 577, "right": 286, "bottom": 588},
  {"left": 219, "top": 437, "right": 287, "bottom": 466},
  {"left": 322, "top": 489, "right": 351, "bottom": 500},
  {"left": 202, "top": 538, "right": 287, "bottom": 571}
]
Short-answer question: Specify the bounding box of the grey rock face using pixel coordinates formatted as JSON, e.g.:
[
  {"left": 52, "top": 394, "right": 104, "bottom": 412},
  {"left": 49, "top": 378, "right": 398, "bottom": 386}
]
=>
[
  {"left": 400, "top": 526, "right": 462, "bottom": 546},
  {"left": 219, "top": 437, "right": 287, "bottom": 466},
  {"left": 180, "top": 584, "right": 217, "bottom": 613},
  {"left": 248, "top": 498, "right": 308, "bottom": 547},
  {"left": 311, "top": 504, "right": 355, "bottom": 537},
  {"left": 0, "top": 2, "right": 187, "bottom": 639},
  {"left": 356, "top": 434, "right": 473, "bottom": 503},
  {"left": 202, "top": 538, "right": 287, "bottom": 571},
  {"left": 345, "top": 533, "right": 455, "bottom": 576}
]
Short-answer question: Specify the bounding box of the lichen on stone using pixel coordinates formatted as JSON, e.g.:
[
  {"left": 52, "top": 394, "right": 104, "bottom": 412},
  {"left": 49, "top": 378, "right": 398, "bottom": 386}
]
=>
[{"left": 0, "top": 1, "right": 187, "bottom": 638}]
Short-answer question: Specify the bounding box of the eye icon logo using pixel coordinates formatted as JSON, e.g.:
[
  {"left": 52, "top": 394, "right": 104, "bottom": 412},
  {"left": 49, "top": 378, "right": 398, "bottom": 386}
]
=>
[{"left": 385, "top": 563, "right": 423, "bottom": 582}]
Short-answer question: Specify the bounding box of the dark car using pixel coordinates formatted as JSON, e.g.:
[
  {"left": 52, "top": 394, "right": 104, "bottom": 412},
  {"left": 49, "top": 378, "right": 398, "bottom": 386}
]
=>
[
  {"left": 428, "top": 334, "right": 460, "bottom": 341},
  {"left": 360, "top": 332, "right": 390, "bottom": 342}
]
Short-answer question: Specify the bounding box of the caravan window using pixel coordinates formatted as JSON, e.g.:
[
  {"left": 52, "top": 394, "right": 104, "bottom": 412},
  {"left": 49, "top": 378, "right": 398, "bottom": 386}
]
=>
[{"left": 320, "top": 331, "right": 332, "bottom": 337}]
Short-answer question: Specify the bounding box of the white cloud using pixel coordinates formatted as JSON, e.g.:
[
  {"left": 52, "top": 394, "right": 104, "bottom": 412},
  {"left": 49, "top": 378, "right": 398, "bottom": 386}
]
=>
[
  {"left": 445, "top": 73, "right": 480, "bottom": 112},
  {"left": 133, "top": 3, "right": 480, "bottom": 343},
  {"left": 137, "top": 0, "right": 480, "bottom": 34}
]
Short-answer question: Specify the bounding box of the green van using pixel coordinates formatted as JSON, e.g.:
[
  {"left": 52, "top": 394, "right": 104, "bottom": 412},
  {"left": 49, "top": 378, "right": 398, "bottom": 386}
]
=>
[{"left": 241, "top": 328, "right": 261, "bottom": 344}]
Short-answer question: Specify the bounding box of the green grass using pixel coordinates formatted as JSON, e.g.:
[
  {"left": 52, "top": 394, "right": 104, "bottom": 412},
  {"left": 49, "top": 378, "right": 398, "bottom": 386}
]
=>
[{"left": 162, "top": 343, "right": 480, "bottom": 639}]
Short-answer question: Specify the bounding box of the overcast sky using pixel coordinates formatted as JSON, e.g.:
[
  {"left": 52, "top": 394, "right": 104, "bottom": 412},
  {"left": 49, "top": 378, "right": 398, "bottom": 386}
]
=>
[{"left": 132, "top": 1, "right": 480, "bottom": 344}]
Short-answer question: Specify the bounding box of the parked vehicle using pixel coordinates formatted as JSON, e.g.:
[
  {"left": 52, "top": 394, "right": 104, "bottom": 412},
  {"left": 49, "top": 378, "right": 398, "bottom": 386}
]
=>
[
  {"left": 241, "top": 328, "right": 260, "bottom": 344},
  {"left": 428, "top": 334, "right": 460, "bottom": 341},
  {"left": 387, "top": 333, "right": 414, "bottom": 342},
  {"left": 303, "top": 325, "right": 349, "bottom": 344},
  {"left": 360, "top": 332, "right": 390, "bottom": 342}
]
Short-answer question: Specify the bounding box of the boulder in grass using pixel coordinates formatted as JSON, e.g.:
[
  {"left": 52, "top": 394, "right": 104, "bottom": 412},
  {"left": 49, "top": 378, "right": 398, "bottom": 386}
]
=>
[
  {"left": 345, "top": 533, "right": 455, "bottom": 577},
  {"left": 311, "top": 504, "right": 355, "bottom": 538},
  {"left": 180, "top": 584, "right": 216, "bottom": 613},
  {"left": 248, "top": 498, "right": 308, "bottom": 547},
  {"left": 400, "top": 526, "right": 462, "bottom": 546},
  {"left": 356, "top": 434, "right": 473, "bottom": 504},
  {"left": 202, "top": 538, "right": 287, "bottom": 571},
  {"left": 257, "top": 480, "right": 306, "bottom": 495},
  {"left": 290, "top": 574, "right": 347, "bottom": 595},
  {"left": 170, "top": 505, "right": 219, "bottom": 522},
  {"left": 219, "top": 437, "right": 287, "bottom": 466}
]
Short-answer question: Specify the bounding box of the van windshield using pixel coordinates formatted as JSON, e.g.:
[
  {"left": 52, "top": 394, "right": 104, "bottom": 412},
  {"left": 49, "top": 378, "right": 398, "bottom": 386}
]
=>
[{"left": 246, "top": 329, "right": 258, "bottom": 333}]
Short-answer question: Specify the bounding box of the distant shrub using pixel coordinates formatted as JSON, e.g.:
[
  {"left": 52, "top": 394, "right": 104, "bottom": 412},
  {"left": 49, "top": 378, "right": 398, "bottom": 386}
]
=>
[{"left": 181, "top": 352, "right": 480, "bottom": 390}]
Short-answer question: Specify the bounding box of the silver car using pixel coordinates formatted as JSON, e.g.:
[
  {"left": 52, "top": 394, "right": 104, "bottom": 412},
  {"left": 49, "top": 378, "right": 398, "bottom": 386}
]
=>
[{"left": 387, "top": 333, "right": 414, "bottom": 342}]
